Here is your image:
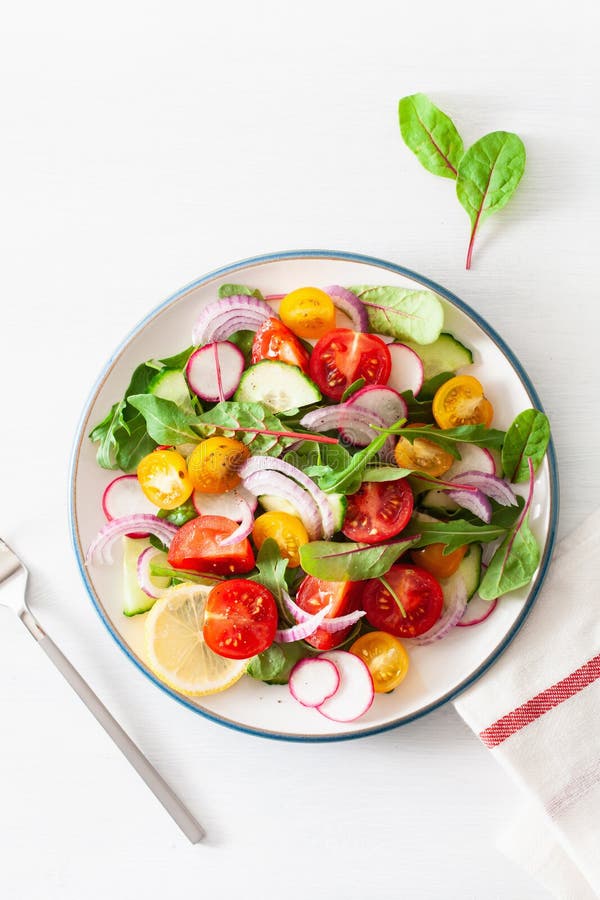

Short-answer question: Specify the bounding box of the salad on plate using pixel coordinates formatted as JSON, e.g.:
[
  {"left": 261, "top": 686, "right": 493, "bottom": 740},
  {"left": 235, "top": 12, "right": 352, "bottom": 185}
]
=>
[{"left": 86, "top": 283, "right": 551, "bottom": 723}]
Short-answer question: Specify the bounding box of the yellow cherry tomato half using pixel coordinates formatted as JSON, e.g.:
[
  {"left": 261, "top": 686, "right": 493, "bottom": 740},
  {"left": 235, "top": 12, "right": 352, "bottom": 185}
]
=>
[
  {"left": 410, "top": 542, "right": 467, "bottom": 579},
  {"left": 137, "top": 449, "right": 193, "bottom": 509},
  {"left": 350, "top": 631, "right": 409, "bottom": 693},
  {"left": 252, "top": 511, "right": 309, "bottom": 568},
  {"left": 394, "top": 424, "right": 454, "bottom": 477},
  {"left": 278, "top": 287, "right": 336, "bottom": 340},
  {"left": 432, "top": 375, "right": 494, "bottom": 429},
  {"left": 187, "top": 437, "right": 250, "bottom": 494}
]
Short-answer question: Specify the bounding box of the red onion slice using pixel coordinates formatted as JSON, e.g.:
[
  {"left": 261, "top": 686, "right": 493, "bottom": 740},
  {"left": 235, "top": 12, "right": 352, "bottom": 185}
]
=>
[
  {"left": 191, "top": 295, "right": 275, "bottom": 345},
  {"left": 242, "top": 470, "right": 322, "bottom": 539},
  {"left": 408, "top": 575, "right": 469, "bottom": 645},
  {"left": 275, "top": 603, "right": 332, "bottom": 643},
  {"left": 136, "top": 546, "right": 171, "bottom": 600},
  {"left": 85, "top": 515, "right": 179, "bottom": 566},
  {"left": 299, "top": 405, "right": 396, "bottom": 458},
  {"left": 324, "top": 285, "right": 369, "bottom": 331},
  {"left": 240, "top": 456, "right": 335, "bottom": 539},
  {"left": 449, "top": 470, "right": 517, "bottom": 507},
  {"left": 216, "top": 498, "right": 254, "bottom": 547},
  {"left": 447, "top": 488, "right": 492, "bottom": 523},
  {"left": 282, "top": 591, "right": 366, "bottom": 633}
]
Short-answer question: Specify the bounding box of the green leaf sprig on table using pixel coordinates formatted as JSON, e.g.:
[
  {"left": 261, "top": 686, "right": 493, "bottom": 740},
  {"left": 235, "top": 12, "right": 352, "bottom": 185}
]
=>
[{"left": 398, "top": 93, "right": 526, "bottom": 269}]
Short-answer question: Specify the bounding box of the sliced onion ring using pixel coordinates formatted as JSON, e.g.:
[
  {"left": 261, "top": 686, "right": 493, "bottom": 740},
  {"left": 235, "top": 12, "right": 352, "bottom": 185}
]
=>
[
  {"left": 217, "top": 498, "right": 254, "bottom": 547},
  {"left": 85, "top": 515, "right": 179, "bottom": 566},
  {"left": 447, "top": 488, "right": 492, "bottom": 523},
  {"left": 408, "top": 575, "right": 469, "bottom": 645},
  {"left": 450, "top": 470, "right": 517, "bottom": 507},
  {"left": 275, "top": 603, "right": 332, "bottom": 643},
  {"left": 240, "top": 456, "right": 335, "bottom": 539},
  {"left": 325, "top": 285, "right": 369, "bottom": 331},
  {"left": 136, "top": 546, "right": 171, "bottom": 600},
  {"left": 282, "top": 591, "right": 366, "bottom": 633},
  {"left": 242, "top": 470, "right": 322, "bottom": 539},
  {"left": 192, "top": 295, "right": 274, "bottom": 345},
  {"left": 299, "top": 405, "right": 395, "bottom": 458}
]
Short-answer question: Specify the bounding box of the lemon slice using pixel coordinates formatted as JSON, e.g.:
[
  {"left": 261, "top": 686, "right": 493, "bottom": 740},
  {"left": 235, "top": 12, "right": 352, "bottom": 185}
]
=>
[{"left": 144, "top": 583, "right": 248, "bottom": 696}]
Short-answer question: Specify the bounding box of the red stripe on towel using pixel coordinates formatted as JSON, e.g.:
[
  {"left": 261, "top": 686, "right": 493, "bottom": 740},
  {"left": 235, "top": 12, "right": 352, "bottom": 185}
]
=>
[{"left": 479, "top": 654, "right": 600, "bottom": 748}]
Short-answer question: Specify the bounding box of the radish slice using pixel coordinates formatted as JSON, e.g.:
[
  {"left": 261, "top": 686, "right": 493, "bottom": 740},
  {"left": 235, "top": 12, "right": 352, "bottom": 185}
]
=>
[
  {"left": 457, "top": 596, "right": 499, "bottom": 627},
  {"left": 446, "top": 444, "right": 496, "bottom": 478},
  {"left": 102, "top": 475, "right": 157, "bottom": 538},
  {"left": 186, "top": 342, "right": 244, "bottom": 402},
  {"left": 345, "top": 385, "right": 408, "bottom": 427},
  {"left": 192, "top": 486, "right": 257, "bottom": 519},
  {"left": 386, "top": 343, "right": 425, "bottom": 396},
  {"left": 316, "top": 651, "right": 374, "bottom": 722},
  {"left": 289, "top": 659, "right": 340, "bottom": 708},
  {"left": 324, "top": 285, "right": 369, "bottom": 331},
  {"left": 136, "top": 546, "right": 171, "bottom": 599},
  {"left": 85, "top": 515, "right": 179, "bottom": 566}
]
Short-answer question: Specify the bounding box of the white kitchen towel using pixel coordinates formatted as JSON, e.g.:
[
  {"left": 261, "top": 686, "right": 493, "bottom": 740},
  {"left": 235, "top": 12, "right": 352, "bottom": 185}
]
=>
[{"left": 453, "top": 509, "right": 600, "bottom": 899}]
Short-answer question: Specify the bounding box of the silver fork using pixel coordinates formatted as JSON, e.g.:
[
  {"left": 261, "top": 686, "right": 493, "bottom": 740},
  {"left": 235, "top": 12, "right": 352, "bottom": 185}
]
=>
[{"left": 0, "top": 537, "right": 205, "bottom": 844}]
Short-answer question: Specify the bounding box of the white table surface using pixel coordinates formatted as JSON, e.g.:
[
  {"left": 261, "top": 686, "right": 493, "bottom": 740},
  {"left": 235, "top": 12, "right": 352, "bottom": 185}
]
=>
[{"left": 1, "top": 2, "right": 598, "bottom": 898}]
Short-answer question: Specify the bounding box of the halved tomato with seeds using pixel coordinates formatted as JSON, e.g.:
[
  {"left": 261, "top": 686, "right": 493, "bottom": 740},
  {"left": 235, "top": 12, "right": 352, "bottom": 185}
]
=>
[
  {"left": 309, "top": 328, "right": 391, "bottom": 400},
  {"left": 342, "top": 479, "right": 414, "bottom": 544},
  {"left": 251, "top": 318, "right": 310, "bottom": 372}
]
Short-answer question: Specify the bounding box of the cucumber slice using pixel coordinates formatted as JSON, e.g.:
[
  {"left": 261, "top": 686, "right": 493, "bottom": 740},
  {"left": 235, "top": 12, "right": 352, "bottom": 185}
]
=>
[
  {"left": 259, "top": 494, "right": 302, "bottom": 516},
  {"left": 421, "top": 489, "right": 459, "bottom": 514},
  {"left": 148, "top": 368, "right": 195, "bottom": 415},
  {"left": 441, "top": 543, "right": 482, "bottom": 600},
  {"left": 327, "top": 493, "right": 348, "bottom": 532},
  {"left": 403, "top": 333, "right": 473, "bottom": 380},
  {"left": 122, "top": 537, "right": 169, "bottom": 616},
  {"left": 235, "top": 360, "right": 321, "bottom": 412}
]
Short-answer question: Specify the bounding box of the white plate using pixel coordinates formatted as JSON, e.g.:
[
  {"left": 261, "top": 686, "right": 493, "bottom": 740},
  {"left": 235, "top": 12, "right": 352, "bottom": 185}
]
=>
[{"left": 69, "top": 250, "right": 559, "bottom": 741}]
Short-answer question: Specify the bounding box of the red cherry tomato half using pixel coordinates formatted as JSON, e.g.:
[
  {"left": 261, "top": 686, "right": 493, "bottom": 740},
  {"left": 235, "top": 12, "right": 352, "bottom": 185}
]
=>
[
  {"left": 295, "top": 576, "right": 361, "bottom": 650},
  {"left": 342, "top": 479, "right": 414, "bottom": 544},
  {"left": 167, "top": 515, "right": 255, "bottom": 575},
  {"left": 203, "top": 579, "right": 278, "bottom": 660},
  {"left": 308, "top": 328, "right": 392, "bottom": 401},
  {"left": 362, "top": 564, "right": 444, "bottom": 638},
  {"left": 251, "top": 317, "right": 310, "bottom": 372}
]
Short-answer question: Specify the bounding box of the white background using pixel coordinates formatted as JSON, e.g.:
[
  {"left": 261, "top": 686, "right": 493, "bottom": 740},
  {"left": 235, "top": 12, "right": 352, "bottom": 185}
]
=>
[{"left": 1, "top": 2, "right": 599, "bottom": 898}]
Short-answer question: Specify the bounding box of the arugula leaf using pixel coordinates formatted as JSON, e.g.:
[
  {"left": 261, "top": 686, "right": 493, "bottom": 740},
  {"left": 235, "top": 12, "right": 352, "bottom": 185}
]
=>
[
  {"left": 247, "top": 642, "right": 308, "bottom": 685},
  {"left": 350, "top": 286, "right": 444, "bottom": 345},
  {"left": 409, "top": 519, "right": 509, "bottom": 554},
  {"left": 401, "top": 372, "right": 454, "bottom": 423},
  {"left": 479, "top": 460, "right": 540, "bottom": 599},
  {"left": 218, "top": 283, "right": 264, "bottom": 300},
  {"left": 159, "top": 346, "right": 194, "bottom": 369},
  {"left": 398, "top": 93, "right": 464, "bottom": 179},
  {"left": 227, "top": 330, "right": 255, "bottom": 363},
  {"left": 300, "top": 536, "right": 419, "bottom": 581},
  {"left": 194, "top": 401, "right": 300, "bottom": 457},
  {"left": 456, "top": 131, "right": 526, "bottom": 269},
  {"left": 341, "top": 377, "right": 366, "bottom": 401},
  {"left": 362, "top": 466, "right": 413, "bottom": 483},
  {"left": 89, "top": 400, "right": 127, "bottom": 468},
  {"left": 386, "top": 422, "right": 506, "bottom": 458},
  {"left": 248, "top": 539, "right": 290, "bottom": 619},
  {"left": 157, "top": 500, "right": 198, "bottom": 526},
  {"left": 128, "top": 395, "right": 200, "bottom": 445},
  {"left": 89, "top": 361, "right": 158, "bottom": 470},
  {"left": 502, "top": 409, "right": 550, "bottom": 483},
  {"left": 318, "top": 427, "right": 395, "bottom": 494}
]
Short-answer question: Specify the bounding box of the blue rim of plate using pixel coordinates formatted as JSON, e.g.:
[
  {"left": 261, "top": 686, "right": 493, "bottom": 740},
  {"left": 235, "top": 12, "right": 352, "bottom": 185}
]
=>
[{"left": 69, "top": 249, "right": 560, "bottom": 742}]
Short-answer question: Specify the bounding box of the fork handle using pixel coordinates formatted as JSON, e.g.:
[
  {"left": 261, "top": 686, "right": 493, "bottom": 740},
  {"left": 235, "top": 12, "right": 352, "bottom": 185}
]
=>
[{"left": 20, "top": 610, "right": 205, "bottom": 844}]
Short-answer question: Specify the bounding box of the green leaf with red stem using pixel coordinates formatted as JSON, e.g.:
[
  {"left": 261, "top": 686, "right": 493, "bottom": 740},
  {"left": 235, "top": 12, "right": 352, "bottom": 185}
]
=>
[
  {"left": 398, "top": 93, "right": 464, "bottom": 180},
  {"left": 456, "top": 131, "right": 526, "bottom": 269}
]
